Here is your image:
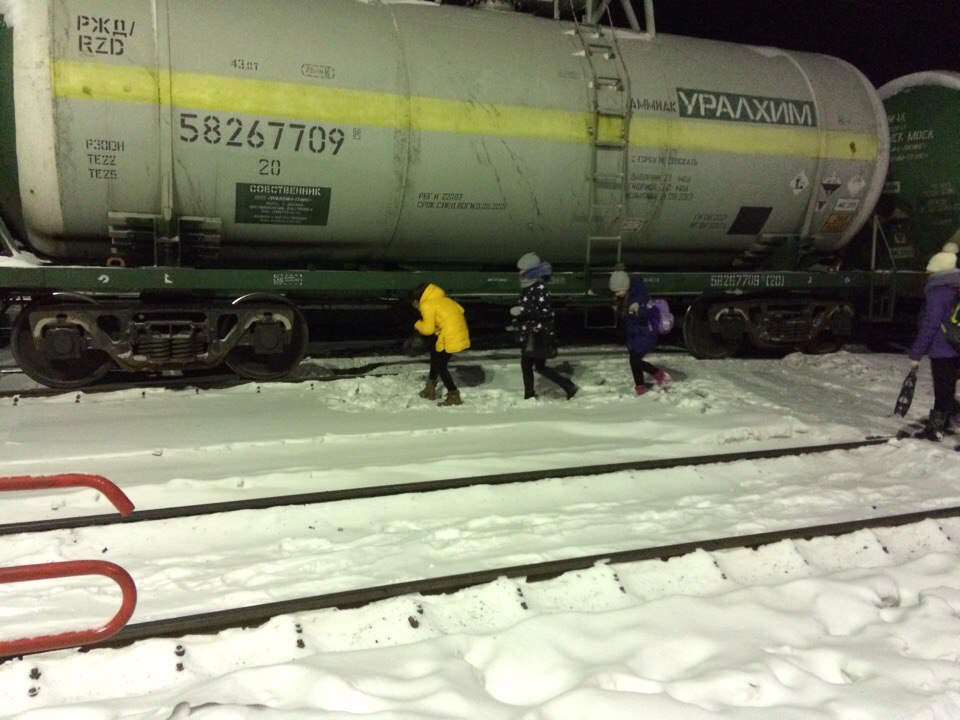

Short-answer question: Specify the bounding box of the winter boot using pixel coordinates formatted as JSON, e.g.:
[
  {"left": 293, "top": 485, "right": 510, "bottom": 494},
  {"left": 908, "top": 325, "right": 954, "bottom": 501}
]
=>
[
  {"left": 635, "top": 384, "right": 648, "bottom": 396},
  {"left": 653, "top": 369, "right": 670, "bottom": 388},
  {"left": 438, "top": 389, "right": 462, "bottom": 406},
  {"left": 562, "top": 381, "right": 579, "bottom": 400},
  {"left": 916, "top": 410, "right": 948, "bottom": 442},
  {"left": 419, "top": 378, "right": 437, "bottom": 400},
  {"left": 950, "top": 399, "right": 960, "bottom": 431},
  {"left": 524, "top": 391, "right": 538, "bottom": 400}
]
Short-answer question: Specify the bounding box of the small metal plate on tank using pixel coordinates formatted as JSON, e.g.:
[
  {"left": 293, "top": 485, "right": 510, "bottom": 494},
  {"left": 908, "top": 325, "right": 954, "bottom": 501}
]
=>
[
  {"left": 235, "top": 184, "right": 331, "bottom": 226},
  {"left": 727, "top": 207, "right": 772, "bottom": 236}
]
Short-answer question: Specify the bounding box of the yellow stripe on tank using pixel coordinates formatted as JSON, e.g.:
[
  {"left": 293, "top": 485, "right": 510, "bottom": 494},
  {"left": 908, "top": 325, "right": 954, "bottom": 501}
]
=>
[{"left": 53, "top": 60, "right": 877, "bottom": 161}]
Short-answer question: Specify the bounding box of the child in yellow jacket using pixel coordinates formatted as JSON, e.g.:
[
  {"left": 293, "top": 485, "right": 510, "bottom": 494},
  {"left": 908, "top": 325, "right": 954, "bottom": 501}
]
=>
[{"left": 411, "top": 283, "right": 471, "bottom": 406}]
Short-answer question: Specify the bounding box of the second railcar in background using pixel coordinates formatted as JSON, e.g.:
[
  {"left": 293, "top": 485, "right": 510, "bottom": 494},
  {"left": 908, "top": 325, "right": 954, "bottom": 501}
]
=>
[{"left": 876, "top": 71, "right": 960, "bottom": 270}]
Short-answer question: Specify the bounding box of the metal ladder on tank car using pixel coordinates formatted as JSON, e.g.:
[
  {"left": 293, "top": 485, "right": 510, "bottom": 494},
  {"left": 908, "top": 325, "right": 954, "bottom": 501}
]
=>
[
  {"left": 570, "top": 11, "right": 632, "bottom": 223},
  {"left": 571, "top": 11, "right": 631, "bottom": 329}
]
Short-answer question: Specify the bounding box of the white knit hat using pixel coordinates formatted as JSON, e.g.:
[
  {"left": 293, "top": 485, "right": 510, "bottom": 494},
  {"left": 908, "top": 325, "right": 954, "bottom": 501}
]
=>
[
  {"left": 926, "top": 241, "right": 959, "bottom": 274},
  {"left": 517, "top": 252, "right": 541, "bottom": 271},
  {"left": 608, "top": 270, "right": 630, "bottom": 293}
]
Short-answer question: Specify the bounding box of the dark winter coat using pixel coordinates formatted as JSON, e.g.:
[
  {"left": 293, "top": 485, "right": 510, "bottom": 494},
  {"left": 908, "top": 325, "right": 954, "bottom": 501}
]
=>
[
  {"left": 517, "top": 279, "right": 556, "bottom": 341},
  {"left": 621, "top": 276, "right": 659, "bottom": 354},
  {"left": 908, "top": 270, "right": 960, "bottom": 361}
]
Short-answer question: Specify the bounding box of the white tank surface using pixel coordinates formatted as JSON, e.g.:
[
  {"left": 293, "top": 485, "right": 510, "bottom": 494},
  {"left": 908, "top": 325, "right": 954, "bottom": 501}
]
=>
[{"left": 0, "top": 0, "right": 888, "bottom": 269}]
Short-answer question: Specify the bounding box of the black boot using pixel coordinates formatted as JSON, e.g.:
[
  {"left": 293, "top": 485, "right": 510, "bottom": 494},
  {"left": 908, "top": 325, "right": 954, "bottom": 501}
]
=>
[
  {"left": 916, "top": 410, "right": 948, "bottom": 442},
  {"left": 419, "top": 379, "right": 437, "bottom": 400},
  {"left": 562, "top": 381, "right": 579, "bottom": 400}
]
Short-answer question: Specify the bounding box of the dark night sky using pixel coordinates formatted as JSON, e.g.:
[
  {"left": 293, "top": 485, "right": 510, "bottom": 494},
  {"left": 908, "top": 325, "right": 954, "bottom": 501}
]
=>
[{"left": 627, "top": 0, "right": 960, "bottom": 87}]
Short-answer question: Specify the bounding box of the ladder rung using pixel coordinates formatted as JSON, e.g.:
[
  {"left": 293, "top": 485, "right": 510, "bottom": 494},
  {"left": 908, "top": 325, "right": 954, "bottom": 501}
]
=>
[
  {"left": 595, "top": 76, "right": 624, "bottom": 87},
  {"left": 596, "top": 109, "right": 629, "bottom": 118},
  {"left": 592, "top": 206, "right": 625, "bottom": 214},
  {"left": 595, "top": 140, "right": 626, "bottom": 149},
  {"left": 593, "top": 173, "right": 625, "bottom": 182}
]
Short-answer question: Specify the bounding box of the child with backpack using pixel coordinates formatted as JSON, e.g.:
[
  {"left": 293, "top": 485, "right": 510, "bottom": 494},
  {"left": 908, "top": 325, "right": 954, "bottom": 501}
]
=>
[
  {"left": 608, "top": 269, "right": 671, "bottom": 396},
  {"left": 907, "top": 239, "right": 960, "bottom": 440}
]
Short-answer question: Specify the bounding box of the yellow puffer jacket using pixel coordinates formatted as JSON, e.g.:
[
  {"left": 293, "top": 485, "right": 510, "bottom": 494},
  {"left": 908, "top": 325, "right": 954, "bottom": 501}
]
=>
[{"left": 414, "top": 284, "right": 471, "bottom": 353}]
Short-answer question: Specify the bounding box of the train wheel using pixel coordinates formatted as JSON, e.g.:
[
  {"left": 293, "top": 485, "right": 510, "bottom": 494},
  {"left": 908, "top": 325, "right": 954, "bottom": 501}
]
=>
[
  {"left": 682, "top": 299, "right": 739, "bottom": 359},
  {"left": 11, "top": 299, "right": 113, "bottom": 388},
  {"left": 800, "top": 333, "right": 843, "bottom": 355},
  {"left": 224, "top": 298, "right": 308, "bottom": 381}
]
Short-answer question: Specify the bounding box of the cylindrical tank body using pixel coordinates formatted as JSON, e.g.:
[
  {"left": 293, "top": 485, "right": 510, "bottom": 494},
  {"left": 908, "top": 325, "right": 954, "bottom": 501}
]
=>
[
  {"left": 878, "top": 72, "right": 960, "bottom": 271},
  {"left": 0, "top": 0, "right": 887, "bottom": 269}
]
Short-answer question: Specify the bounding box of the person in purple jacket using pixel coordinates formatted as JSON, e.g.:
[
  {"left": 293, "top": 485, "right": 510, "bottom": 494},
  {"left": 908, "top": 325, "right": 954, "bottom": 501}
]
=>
[
  {"left": 907, "top": 239, "right": 960, "bottom": 440},
  {"left": 609, "top": 269, "right": 669, "bottom": 396}
]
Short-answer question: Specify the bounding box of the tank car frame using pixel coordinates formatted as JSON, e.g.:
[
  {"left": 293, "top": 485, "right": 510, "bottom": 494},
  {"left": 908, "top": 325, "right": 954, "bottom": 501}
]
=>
[{"left": 0, "top": 213, "right": 922, "bottom": 388}]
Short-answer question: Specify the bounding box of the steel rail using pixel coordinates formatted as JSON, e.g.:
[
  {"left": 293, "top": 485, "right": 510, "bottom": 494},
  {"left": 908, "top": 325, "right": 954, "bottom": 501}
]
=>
[
  {"left": 0, "top": 347, "right": 644, "bottom": 400},
  {"left": 46, "top": 503, "right": 960, "bottom": 657},
  {"left": 0, "top": 437, "right": 892, "bottom": 537}
]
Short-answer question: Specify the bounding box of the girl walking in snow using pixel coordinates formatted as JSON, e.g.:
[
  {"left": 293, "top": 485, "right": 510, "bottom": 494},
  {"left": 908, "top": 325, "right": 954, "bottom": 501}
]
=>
[
  {"left": 411, "top": 282, "right": 471, "bottom": 406},
  {"left": 608, "top": 269, "right": 669, "bottom": 396},
  {"left": 907, "top": 239, "right": 960, "bottom": 440},
  {"left": 513, "top": 252, "right": 578, "bottom": 400}
]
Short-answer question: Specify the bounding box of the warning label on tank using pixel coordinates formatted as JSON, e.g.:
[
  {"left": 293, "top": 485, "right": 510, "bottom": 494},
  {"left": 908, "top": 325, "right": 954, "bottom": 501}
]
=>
[
  {"left": 235, "top": 184, "right": 331, "bottom": 226},
  {"left": 821, "top": 212, "right": 855, "bottom": 234}
]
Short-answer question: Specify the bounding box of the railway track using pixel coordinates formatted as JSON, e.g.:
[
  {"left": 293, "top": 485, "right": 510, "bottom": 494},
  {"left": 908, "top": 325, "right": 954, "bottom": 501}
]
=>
[
  {"left": 5, "top": 435, "right": 938, "bottom": 661},
  {"left": 31, "top": 503, "right": 960, "bottom": 658},
  {"left": 0, "top": 346, "right": 629, "bottom": 400},
  {"left": 0, "top": 437, "right": 892, "bottom": 536}
]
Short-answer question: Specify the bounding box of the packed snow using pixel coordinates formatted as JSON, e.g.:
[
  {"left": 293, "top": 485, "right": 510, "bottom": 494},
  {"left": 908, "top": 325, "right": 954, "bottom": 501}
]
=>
[{"left": 2, "top": 344, "right": 960, "bottom": 719}]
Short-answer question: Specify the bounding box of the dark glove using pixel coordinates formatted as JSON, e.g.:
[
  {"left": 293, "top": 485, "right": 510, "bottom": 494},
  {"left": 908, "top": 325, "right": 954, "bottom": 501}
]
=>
[{"left": 401, "top": 334, "right": 429, "bottom": 357}]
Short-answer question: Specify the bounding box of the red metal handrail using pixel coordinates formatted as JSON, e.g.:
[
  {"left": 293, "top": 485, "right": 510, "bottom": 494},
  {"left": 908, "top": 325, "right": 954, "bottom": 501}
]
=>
[
  {"left": 0, "top": 474, "right": 137, "bottom": 655},
  {"left": 0, "top": 560, "right": 137, "bottom": 656},
  {"left": 0, "top": 474, "right": 134, "bottom": 516}
]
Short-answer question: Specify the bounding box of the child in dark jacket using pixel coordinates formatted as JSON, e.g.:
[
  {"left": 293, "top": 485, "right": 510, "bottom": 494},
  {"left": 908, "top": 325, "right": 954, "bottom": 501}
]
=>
[
  {"left": 907, "top": 239, "right": 960, "bottom": 439},
  {"left": 513, "top": 252, "right": 578, "bottom": 400},
  {"left": 609, "top": 269, "right": 668, "bottom": 396}
]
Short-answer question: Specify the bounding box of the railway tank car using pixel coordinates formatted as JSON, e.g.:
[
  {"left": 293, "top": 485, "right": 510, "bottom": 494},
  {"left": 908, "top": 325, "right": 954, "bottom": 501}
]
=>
[
  {"left": 0, "top": 0, "right": 895, "bottom": 386},
  {"left": 877, "top": 72, "right": 960, "bottom": 271}
]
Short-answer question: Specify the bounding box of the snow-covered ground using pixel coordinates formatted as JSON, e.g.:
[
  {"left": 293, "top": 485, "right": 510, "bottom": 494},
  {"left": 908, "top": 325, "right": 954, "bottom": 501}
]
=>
[{"left": 2, "top": 345, "right": 960, "bottom": 719}]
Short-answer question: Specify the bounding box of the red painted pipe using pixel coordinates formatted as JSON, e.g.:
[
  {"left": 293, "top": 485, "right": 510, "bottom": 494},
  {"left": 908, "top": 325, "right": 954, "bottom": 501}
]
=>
[
  {"left": 0, "top": 560, "right": 137, "bottom": 656},
  {"left": 0, "top": 474, "right": 134, "bottom": 516}
]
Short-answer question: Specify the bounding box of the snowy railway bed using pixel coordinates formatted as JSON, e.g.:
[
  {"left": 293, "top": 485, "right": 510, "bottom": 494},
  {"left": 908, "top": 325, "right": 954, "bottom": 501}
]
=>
[
  {"left": 9, "top": 502, "right": 960, "bottom": 659},
  {"left": 1, "top": 435, "right": 958, "bottom": 659},
  {"left": 5, "top": 516, "right": 960, "bottom": 719},
  {"left": 3, "top": 347, "right": 960, "bottom": 717},
  {"left": 0, "top": 437, "right": 892, "bottom": 536}
]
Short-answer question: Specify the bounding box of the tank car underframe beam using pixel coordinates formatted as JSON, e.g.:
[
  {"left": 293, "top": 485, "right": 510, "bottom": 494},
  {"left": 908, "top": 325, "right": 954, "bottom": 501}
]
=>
[{"left": 0, "top": 266, "right": 920, "bottom": 299}]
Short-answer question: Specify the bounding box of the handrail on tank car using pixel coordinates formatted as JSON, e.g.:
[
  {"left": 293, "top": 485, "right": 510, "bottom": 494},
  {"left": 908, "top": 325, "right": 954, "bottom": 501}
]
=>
[
  {"left": 868, "top": 214, "right": 899, "bottom": 322},
  {"left": 0, "top": 474, "right": 135, "bottom": 516},
  {"left": 0, "top": 561, "right": 137, "bottom": 657}
]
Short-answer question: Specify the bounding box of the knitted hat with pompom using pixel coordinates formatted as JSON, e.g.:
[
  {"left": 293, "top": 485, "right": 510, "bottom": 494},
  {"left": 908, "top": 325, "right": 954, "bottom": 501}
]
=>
[
  {"left": 608, "top": 270, "right": 630, "bottom": 293},
  {"left": 517, "top": 252, "right": 541, "bottom": 271},
  {"left": 926, "top": 241, "right": 959, "bottom": 274}
]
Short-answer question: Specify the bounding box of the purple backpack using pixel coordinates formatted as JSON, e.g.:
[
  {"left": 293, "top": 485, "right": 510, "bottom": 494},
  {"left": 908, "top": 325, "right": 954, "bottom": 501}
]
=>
[{"left": 647, "top": 299, "right": 674, "bottom": 334}]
